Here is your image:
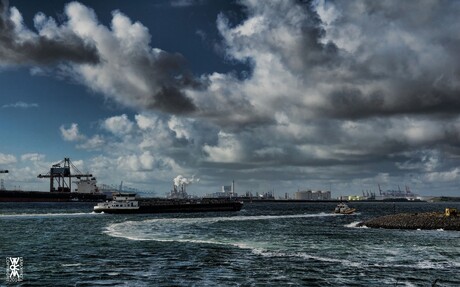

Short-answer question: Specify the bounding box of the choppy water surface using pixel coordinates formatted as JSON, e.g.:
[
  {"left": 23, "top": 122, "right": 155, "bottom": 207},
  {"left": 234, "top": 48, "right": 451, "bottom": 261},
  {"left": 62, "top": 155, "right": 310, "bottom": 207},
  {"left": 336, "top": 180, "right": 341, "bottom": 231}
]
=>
[{"left": 1, "top": 201, "right": 459, "bottom": 286}]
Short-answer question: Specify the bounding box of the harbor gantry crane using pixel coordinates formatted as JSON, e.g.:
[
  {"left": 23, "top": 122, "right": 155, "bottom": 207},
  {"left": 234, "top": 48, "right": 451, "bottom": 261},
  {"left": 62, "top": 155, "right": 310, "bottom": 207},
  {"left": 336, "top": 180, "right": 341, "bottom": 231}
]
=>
[
  {"left": 0, "top": 170, "right": 8, "bottom": 191},
  {"left": 37, "top": 158, "right": 92, "bottom": 192}
]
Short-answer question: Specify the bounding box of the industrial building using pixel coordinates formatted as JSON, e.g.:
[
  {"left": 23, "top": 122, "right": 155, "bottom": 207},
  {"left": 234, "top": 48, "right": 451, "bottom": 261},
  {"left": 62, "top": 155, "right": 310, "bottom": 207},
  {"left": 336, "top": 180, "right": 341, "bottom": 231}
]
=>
[
  {"left": 295, "top": 190, "right": 331, "bottom": 200},
  {"left": 206, "top": 181, "right": 238, "bottom": 198}
]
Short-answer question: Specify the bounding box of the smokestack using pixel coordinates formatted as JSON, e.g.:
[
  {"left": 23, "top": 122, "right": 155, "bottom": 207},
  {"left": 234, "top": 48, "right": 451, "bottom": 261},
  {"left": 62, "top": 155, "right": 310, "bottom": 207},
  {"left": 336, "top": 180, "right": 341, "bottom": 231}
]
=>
[{"left": 232, "top": 180, "right": 234, "bottom": 195}]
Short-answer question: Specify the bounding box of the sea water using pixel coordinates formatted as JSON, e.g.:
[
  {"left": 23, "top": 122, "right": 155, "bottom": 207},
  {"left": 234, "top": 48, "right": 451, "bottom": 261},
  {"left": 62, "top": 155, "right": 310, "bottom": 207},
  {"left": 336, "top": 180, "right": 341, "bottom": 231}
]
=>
[{"left": 1, "top": 201, "right": 459, "bottom": 286}]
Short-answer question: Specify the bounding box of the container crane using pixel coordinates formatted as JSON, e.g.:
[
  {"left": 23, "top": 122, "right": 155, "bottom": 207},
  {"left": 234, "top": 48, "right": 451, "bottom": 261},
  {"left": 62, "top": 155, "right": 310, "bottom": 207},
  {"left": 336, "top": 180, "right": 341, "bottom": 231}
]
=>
[
  {"left": 0, "top": 170, "right": 7, "bottom": 191},
  {"left": 37, "top": 158, "right": 92, "bottom": 192}
]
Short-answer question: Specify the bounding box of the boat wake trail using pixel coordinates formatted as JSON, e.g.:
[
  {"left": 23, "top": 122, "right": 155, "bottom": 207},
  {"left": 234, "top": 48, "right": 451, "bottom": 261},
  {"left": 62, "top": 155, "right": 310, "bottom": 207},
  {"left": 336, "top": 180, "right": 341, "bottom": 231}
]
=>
[
  {"left": 104, "top": 211, "right": 460, "bottom": 274},
  {"left": 105, "top": 212, "right": 339, "bottom": 235},
  {"left": 248, "top": 247, "right": 363, "bottom": 267},
  {"left": 109, "top": 212, "right": 338, "bottom": 228},
  {"left": 243, "top": 247, "right": 460, "bottom": 270},
  {"left": 104, "top": 212, "right": 339, "bottom": 244},
  {"left": 344, "top": 221, "right": 367, "bottom": 228},
  {"left": 0, "top": 212, "right": 102, "bottom": 218}
]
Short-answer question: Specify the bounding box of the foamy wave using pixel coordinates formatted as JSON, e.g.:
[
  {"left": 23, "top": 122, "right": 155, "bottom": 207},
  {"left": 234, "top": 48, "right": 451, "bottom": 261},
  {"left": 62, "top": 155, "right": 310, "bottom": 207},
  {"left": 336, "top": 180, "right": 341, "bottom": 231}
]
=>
[
  {"left": 105, "top": 217, "right": 460, "bottom": 272},
  {"left": 112, "top": 212, "right": 340, "bottom": 226},
  {"left": 344, "top": 221, "right": 368, "bottom": 228},
  {"left": 371, "top": 260, "right": 460, "bottom": 270},
  {"left": 103, "top": 210, "right": 373, "bottom": 267},
  {"left": 104, "top": 212, "right": 340, "bottom": 241},
  {"left": 105, "top": 223, "right": 238, "bottom": 246},
  {"left": 246, "top": 247, "right": 460, "bottom": 270},
  {"left": 107, "top": 223, "right": 367, "bottom": 270},
  {"left": 61, "top": 263, "right": 82, "bottom": 267},
  {"left": 243, "top": 247, "right": 363, "bottom": 267},
  {"left": 414, "top": 260, "right": 460, "bottom": 270},
  {"left": 103, "top": 226, "right": 150, "bottom": 241},
  {"left": 0, "top": 212, "right": 101, "bottom": 218},
  {"left": 105, "top": 212, "right": 336, "bottom": 246},
  {"left": 197, "top": 238, "right": 460, "bottom": 272}
]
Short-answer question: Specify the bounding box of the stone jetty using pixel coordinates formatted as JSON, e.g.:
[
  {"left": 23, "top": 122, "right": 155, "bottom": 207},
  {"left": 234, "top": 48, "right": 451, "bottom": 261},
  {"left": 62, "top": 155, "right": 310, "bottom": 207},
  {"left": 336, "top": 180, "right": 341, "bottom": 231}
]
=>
[{"left": 360, "top": 211, "right": 460, "bottom": 231}]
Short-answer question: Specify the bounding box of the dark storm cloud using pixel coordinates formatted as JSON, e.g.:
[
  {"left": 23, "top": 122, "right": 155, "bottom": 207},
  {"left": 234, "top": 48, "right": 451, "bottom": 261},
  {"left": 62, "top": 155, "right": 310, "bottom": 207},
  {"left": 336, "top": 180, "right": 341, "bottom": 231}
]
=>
[
  {"left": 213, "top": 0, "right": 460, "bottom": 121},
  {"left": 151, "top": 86, "right": 196, "bottom": 114},
  {"left": 124, "top": 50, "right": 200, "bottom": 114},
  {"left": 315, "top": 0, "right": 460, "bottom": 119},
  {"left": 281, "top": 0, "right": 341, "bottom": 71},
  {"left": 320, "top": 67, "right": 460, "bottom": 120},
  {"left": 60, "top": 2, "right": 201, "bottom": 115},
  {"left": 0, "top": 1, "right": 199, "bottom": 115},
  {"left": 3, "top": 0, "right": 459, "bottom": 195},
  {"left": 0, "top": 0, "right": 99, "bottom": 65}
]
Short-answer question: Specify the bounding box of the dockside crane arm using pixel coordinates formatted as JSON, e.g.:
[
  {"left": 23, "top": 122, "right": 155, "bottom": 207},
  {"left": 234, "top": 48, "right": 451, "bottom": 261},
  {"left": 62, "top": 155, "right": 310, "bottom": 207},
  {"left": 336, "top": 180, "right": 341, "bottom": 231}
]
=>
[{"left": 37, "top": 158, "right": 93, "bottom": 192}]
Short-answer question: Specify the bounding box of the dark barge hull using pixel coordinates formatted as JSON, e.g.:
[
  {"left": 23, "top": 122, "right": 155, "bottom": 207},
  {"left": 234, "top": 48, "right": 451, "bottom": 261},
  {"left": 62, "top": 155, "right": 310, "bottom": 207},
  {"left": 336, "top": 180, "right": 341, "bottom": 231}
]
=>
[
  {"left": 96, "top": 199, "right": 243, "bottom": 214},
  {"left": 0, "top": 190, "right": 106, "bottom": 202}
]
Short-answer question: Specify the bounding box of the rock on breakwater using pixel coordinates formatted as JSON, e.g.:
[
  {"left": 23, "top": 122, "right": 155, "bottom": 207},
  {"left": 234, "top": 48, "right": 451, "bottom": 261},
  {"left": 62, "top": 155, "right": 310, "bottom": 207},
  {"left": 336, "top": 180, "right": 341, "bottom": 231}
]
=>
[{"left": 360, "top": 212, "right": 460, "bottom": 231}]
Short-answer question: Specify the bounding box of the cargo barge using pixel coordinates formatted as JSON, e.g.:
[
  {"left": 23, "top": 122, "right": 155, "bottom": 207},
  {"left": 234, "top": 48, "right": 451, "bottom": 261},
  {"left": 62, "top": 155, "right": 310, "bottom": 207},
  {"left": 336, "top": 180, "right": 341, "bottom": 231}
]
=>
[
  {"left": 94, "top": 193, "right": 243, "bottom": 214},
  {"left": 0, "top": 189, "right": 106, "bottom": 202}
]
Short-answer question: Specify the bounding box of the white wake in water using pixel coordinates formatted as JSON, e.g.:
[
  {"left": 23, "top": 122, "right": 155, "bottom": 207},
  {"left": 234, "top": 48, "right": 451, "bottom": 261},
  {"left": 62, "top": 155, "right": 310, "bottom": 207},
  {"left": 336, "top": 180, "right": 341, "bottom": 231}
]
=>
[
  {"left": 105, "top": 212, "right": 339, "bottom": 238},
  {"left": 104, "top": 212, "right": 338, "bottom": 243},
  {"left": 344, "top": 221, "right": 368, "bottom": 228},
  {"left": 109, "top": 212, "right": 339, "bottom": 228},
  {"left": 0, "top": 212, "right": 102, "bottom": 218},
  {"left": 104, "top": 212, "right": 460, "bottom": 272},
  {"left": 247, "top": 247, "right": 364, "bottom": 267},
  {"left": 244, "top": 247, "right": 460, "bottom": 271}
]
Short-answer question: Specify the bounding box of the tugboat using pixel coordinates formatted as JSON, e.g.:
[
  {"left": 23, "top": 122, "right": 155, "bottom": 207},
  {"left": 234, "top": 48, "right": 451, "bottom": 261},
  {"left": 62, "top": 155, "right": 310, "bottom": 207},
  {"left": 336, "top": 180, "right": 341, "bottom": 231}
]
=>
[
  {"left": 334, "top": 203, "right": 356, "bottom": 214},
  {"left": 94, "top": 193, "right": 140, "bottom": 213},
  {"left": 94, "top": 193, "right": 243, "bottom": 214}
]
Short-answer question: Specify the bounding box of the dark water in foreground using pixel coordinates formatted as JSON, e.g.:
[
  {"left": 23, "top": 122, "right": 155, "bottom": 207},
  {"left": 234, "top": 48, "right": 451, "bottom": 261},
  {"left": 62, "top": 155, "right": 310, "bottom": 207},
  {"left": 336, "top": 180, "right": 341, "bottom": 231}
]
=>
[{"left": 1, "top": 201, "right": 459, "bottom": 286}]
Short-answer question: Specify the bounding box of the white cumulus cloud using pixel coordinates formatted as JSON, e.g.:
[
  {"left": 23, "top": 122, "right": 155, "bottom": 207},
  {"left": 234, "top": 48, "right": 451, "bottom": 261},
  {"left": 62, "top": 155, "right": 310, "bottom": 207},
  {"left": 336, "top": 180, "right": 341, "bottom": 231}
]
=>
[
  {"left": 102, "top": 114, "right": 134, "bottom": 135},
  {"left": 0, "top": 153, "right": 17, "bottom": 165},
  {"left": 60, "top": 123, "right": 84, "bottom": 141}
]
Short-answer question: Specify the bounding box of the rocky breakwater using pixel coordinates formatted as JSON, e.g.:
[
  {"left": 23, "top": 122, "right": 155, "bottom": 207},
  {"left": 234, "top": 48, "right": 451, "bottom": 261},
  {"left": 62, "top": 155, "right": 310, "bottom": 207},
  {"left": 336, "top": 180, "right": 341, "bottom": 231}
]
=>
[{"left": 360, "top": 211, "right": 460, "bottom": 231}]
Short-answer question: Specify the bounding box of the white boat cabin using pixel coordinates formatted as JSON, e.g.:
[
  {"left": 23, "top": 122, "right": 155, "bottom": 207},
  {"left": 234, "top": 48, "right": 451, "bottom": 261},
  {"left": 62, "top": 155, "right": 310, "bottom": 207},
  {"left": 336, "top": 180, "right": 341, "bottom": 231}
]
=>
[
  {"left": 113, "top": 193, "right": 137, "bottom": 201},
  {"left": 94, "top": 193, "right": 139, "bottom": 212}
]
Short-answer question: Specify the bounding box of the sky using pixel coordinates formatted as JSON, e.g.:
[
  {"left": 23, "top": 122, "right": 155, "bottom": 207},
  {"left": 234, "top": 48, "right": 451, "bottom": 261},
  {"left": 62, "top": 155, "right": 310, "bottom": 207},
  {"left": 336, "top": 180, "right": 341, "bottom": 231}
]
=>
[{"left": 0, "top": 0, "right": 460, "bottom": 197}]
